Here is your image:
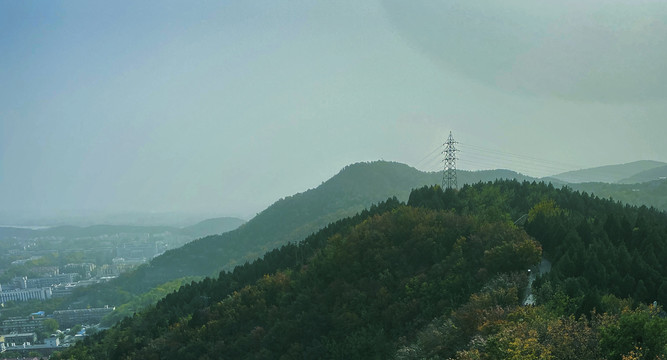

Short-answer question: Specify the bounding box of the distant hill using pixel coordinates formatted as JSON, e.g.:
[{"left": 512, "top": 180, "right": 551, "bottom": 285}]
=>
[
  {"left": 550, "top": 160, "right": 666, "bottom": 183},
  {"left": 116, "top": 162, "right": 535, "bottom": 288},
  {"left": 40, "top": 224, "right": 176, "bottom": 238},
  {"left": 570, "top": 179, "right": 667, "bottom": 212},
  {"left": 618, "top": 164, "right": 667, "bottom": 184},
  {"left": 63, "top": 162, "right": 532, "bottom": 308},
  {"left": 70, "top": 161, "right": 667, "bottom": 308},
  {"left": 57, "top": 160, "right": 667, "bottom": 315},
  {"left": 180, "top": 217, "right": 246, "bottom": 238},
  {"left": 0, "top": 226, "right": 37, "bottom": 239},
  {"left": 55, "top": 180, "right": 667, "bottom": 359},
  {"left": 0, "top": 218, "right": 245, "bottom": 241}
]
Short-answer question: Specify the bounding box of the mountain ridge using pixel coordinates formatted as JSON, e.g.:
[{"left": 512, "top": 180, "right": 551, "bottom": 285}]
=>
[
  {"left": 618, "top": 164, "right": 667, "bottom": 184},
  {"left": 63, "top": 160, "right": 667, "bottom": 310},
  {"left": 550, "top": 160, "right": 666, "bottom": 184},
  {"left": 25, "top": 159, "right": 667, "bottom": 329},
  {"left": 54, "top": 180, "right": 667, "bottom": 359},
  {"left": 62, "top": 161, "right": 534, "bottom": 309}
]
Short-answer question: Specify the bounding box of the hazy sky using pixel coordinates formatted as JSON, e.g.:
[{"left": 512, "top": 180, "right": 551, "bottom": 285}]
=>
[{"left": 1, "top": 1, "right": 666, "bottom": 224}]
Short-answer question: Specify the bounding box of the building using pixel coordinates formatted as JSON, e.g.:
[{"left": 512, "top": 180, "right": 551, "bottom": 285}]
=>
[
  {"left": 12, "top": 276, "right": 28, "bottom": 289},
  {"left": 44, "top": 336, "right": 60, "bottom": 347},
  {"left": 26, "top": 273, "right": 78, "bottom": 288},
  {"left": 3, "top": 341, "right": 60, "bottom": 357},
  {"left": 53, "top": 306, "right": 115, "bottom": 328},
  {"left": 98, "top": 262, "right": 137, "bottom": 276},
  {"left": 51, "top": 284, "right": 76, "bottom": 298},
  {"left": 0, "top": 316, "right": 45, "bottom": 334},
  {"left": 2, "top": 332, "right": 37, "bottom": 345},
  {"left": 0, "top": 334, "right": 60, "bottom": 357},
  {"left": 63, "top": 263, "right": 96, "bottom": 276},
  {"left": 0, "top": 287, "right": 52, "bottom": 303}
]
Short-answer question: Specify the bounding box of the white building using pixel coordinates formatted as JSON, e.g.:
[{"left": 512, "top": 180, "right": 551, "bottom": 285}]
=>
[{"left": 0, "top": 287, "right": 52, "bottom": 303}]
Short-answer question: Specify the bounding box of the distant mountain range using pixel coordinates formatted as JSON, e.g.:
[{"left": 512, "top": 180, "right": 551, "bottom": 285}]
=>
[
  {"left": 128, "top": 162, "right": 536, "bottom": 285},
  {"left": 618, "top": 164, "right": 667, "bottom": 184},
  {"left": 30, "top": 160, "right": 667, "bottom": 319},
  {"left": 550, "top": 160, "right": 667, "bottom": 184},
  {"left": 568, "top": 180, "right": 667, "bottom": 213},
  {"left": 65, "top": 161, "right": 536, "bottom": 308},
  {"left": 543, "top": 160, "right": 667, "bottom": 212},
  {"left": 54, "top": 178, "right": 667, "bottom": 359},
  {"left": 0, "top": 217, "right": 246, "bottom": 240},
  {"left": 142, "top": 160, "right": 667, "bottom": 283}
]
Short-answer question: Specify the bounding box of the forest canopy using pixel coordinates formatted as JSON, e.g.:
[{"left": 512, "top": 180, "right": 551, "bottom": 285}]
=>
[{"left": 54, "top": 180, "right": 667, "bottom": 360}]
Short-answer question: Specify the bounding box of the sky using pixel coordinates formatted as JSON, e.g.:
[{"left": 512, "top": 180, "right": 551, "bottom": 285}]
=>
[{"left": 1, "top": 1, "right": 666, "bottom": 225}]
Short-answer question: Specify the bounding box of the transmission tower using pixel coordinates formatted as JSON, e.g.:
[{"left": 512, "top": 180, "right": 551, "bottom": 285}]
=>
[{"left": 442, "top": 131, "right": 459, "bottom": 189}]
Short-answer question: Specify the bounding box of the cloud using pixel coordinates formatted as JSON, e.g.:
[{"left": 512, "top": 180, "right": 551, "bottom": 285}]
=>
[{"left": 382, "top": 0, "right": 667, "bottom": 102}]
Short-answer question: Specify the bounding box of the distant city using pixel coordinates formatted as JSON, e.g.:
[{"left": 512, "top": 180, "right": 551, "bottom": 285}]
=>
[{"left": 0, "top": 225, "right": 206, "bottom": 357}]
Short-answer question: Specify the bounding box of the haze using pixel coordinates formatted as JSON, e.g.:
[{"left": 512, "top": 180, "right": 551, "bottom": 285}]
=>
[{"left": 1, "top": 1, "right": 666, "bottom": 225}]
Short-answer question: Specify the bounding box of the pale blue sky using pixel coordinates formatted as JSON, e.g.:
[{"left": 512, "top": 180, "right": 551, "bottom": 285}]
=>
[{"left": 1, "top": 1, "right": 666, "bottom": 224}]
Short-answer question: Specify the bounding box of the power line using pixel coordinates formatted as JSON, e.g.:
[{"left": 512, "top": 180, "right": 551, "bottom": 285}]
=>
[
  {"left": 416, "top": 138, "right": 586, "bottom": 179},
  {"left": 458, "top": 151, "right": 572, "bottom": 174},
  {"left": 457, "top": 142, "right": 581, "bottom": 173},
  {"left": 417, "top": 137, "right": 645, "bottom": 183},
  {"left": 415, "top": 144, "right": 445, "bottom": 169}
]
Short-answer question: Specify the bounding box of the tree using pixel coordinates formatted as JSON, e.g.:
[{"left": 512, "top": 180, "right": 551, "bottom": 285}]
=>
[
  {"left": 43, "top": 318, "right": 59, "bottom": 333},
  {"left": 528, "top": 199, "right": 562, "bottom": 223}
]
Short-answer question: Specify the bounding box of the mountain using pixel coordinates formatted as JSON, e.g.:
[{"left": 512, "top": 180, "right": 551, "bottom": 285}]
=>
[
  {"left": 179, "top": 217, "right": 246, "bottom": 238},
  {"left": 550, "top": 160, "right": 666, "bottom": 184},
  {"left": 64, "top": 161, "right": 667, "bottom": 312},
  {"left": 54, "top": 181, "right": 667, "bottom": 360},
  {"left": 93, "top": 162, "right": 533, "bottom": 293},
  {"left": 618, "top": 164, "right": 667, "bottom": 184},
  {"left": 58, "top": 162, "right": 533, "bottom": 311}
]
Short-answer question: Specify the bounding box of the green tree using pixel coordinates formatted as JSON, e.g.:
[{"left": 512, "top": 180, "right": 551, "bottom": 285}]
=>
[
  {"left": 527, "top": 199, "right": 562, "bottom": 223},
  {"left": 43, "top": 318, "right": 59, "bottom": 333}
]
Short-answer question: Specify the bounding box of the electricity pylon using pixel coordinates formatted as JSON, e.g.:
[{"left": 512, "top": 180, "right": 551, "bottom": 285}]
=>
[{"left": 442, "top": 131, "right": 458, "bottom": 189}]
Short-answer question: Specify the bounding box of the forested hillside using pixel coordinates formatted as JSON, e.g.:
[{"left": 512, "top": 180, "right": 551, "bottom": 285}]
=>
[
  {"left": 56, "top": 162, "right": 667, "bottom": 329},
  {"left": 12, "top": 161, "right": 667, "bottom": 334},
  {"left": 571, "top": 179, "right": 667, "bottom": 213},
  {"left": 55, "top": 180, "right": 667, "bottom": 359},
  {"left": 67, "top": 162, "right": 530, "bottom": 309}
]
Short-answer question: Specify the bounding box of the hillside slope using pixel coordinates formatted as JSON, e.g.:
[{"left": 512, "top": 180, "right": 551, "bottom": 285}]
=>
[
  {"left": 570, "top": 179, "right": 667, "bottom": 213},
  {"left": 66, "top": 161, "right": 667, "bottom": 312},
  {"left": 56, "top": 181, "right": 667, "bottom": 359},
  {"left": 179, "top": 217, "right": 246, "bottom": 238},
  {"left": 108, "top": 162, "right": 533, "bottom": 291},
  {"left": 551, "top": 160, "right": 666, "bottom": 183},
  {"left": 618, "top": 164, "right": 667, "bottom": 184}
]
